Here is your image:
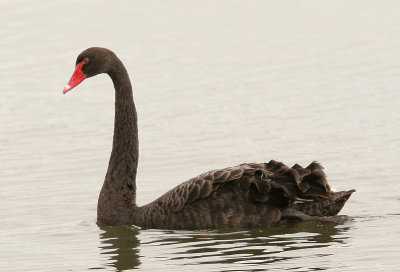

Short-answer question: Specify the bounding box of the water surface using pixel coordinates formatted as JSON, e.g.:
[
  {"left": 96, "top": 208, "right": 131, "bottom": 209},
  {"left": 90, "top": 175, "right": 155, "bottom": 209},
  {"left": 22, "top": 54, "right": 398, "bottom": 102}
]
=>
[{"left": 1, "top": 0, "right": 399, "bottom": 271}]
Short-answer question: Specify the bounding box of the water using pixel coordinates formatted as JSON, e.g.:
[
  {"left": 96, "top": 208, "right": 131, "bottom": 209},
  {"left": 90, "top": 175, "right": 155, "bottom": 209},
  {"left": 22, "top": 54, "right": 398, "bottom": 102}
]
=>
[{"left": 1, "top": 0, "right": 399, "bottom": 271}]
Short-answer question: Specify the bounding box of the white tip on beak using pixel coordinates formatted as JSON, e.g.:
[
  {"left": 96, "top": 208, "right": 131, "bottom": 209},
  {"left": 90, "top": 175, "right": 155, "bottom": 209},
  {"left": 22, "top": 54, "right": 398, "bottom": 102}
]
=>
[{"left": 63, "top": 84, "right": 71, "bottom": 94}]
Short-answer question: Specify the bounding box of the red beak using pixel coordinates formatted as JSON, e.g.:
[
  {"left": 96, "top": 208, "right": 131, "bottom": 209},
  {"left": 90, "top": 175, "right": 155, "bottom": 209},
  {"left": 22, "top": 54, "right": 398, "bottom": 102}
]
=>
[{"left": 63, "top": 61, "right": 86, "bottom": 94}]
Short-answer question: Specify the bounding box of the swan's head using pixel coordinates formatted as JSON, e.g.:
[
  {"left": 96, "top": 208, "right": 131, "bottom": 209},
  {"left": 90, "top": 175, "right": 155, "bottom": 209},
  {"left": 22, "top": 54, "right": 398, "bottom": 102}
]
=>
[{"left": 63, "top": 47, "right": 115, "bottom": 94}]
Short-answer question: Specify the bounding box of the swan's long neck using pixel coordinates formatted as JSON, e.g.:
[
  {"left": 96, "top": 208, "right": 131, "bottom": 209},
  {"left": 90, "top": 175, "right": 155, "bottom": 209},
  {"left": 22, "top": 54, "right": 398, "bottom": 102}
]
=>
[{"left": 97, "top": 58, "right": 138, "bottom": 225}]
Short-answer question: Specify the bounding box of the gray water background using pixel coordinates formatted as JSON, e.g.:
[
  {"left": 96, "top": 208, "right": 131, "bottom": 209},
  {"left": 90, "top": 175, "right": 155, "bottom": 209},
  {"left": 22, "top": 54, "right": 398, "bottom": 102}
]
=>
[{"left": 1, "top": 0, "right": 399, "bottom": 271}]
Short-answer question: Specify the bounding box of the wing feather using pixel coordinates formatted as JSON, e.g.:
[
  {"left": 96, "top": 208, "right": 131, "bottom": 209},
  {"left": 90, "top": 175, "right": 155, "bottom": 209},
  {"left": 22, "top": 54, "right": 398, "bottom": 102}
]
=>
[{"left": 151, "top": 160, "right": 331, "bottom": 213}]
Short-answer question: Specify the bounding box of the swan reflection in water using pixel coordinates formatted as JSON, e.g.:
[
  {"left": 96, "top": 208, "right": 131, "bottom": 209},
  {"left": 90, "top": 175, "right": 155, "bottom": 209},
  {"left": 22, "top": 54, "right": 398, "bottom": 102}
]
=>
[
  {"left": 97, "top": 223, "right": 140, "bottom": 271},
  {"left": 97, "top": 221, "right": 351, "bottom": 271}
]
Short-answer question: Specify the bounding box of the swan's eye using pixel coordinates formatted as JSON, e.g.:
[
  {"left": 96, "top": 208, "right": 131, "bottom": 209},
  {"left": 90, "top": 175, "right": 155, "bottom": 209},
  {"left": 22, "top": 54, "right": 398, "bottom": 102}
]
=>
[{"left": 83, "top": 58, "right": 89, "bottom": 64}]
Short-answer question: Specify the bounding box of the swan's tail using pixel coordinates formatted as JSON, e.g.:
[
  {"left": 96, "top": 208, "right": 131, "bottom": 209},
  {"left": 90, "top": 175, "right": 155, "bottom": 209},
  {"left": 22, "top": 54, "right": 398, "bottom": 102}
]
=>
[
  {"left": 264, "top": 160, "right": 355, "bottom": 217},
  {"left": 291, "top": 189, "right": 356, "bottom": 217}
]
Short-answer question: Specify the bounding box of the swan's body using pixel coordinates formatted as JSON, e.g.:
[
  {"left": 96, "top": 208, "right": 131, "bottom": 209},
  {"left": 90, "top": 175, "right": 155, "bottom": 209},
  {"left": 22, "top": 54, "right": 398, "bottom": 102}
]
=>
[{"left": 64, "top": 47, "right": 355, "bottom": 229}]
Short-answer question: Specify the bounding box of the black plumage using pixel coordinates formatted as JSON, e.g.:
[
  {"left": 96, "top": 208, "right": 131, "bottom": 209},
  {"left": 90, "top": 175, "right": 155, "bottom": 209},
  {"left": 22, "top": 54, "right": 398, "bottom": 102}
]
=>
[{"left": 64, "top": 47, "right": 355, "bottom": 229}]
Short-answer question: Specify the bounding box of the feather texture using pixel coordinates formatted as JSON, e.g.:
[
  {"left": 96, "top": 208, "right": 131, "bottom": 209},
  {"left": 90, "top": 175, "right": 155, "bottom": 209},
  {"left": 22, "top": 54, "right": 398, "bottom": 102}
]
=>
[{"left": 132, "top": 160, "right": 350, "bottom": 229}]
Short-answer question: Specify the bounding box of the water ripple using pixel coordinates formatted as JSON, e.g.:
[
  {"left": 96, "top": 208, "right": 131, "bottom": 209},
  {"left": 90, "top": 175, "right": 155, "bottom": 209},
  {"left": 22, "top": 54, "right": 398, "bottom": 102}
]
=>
[{"left": 97, "top": 221, "right": 351, "bottom": 271}]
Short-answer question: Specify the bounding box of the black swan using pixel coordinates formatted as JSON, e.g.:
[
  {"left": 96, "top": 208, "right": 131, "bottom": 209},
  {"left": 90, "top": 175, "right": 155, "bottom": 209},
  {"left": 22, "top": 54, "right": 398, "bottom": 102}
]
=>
[{"left": 63, "top": 47, "right": 355, "bottom": 229}]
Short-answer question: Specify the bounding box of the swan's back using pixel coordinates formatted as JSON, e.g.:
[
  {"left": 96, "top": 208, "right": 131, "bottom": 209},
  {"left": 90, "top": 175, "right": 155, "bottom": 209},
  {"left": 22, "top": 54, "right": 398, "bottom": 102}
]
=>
[{"left": 133, "top": 160, "right": 353, "bottom": 229}]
